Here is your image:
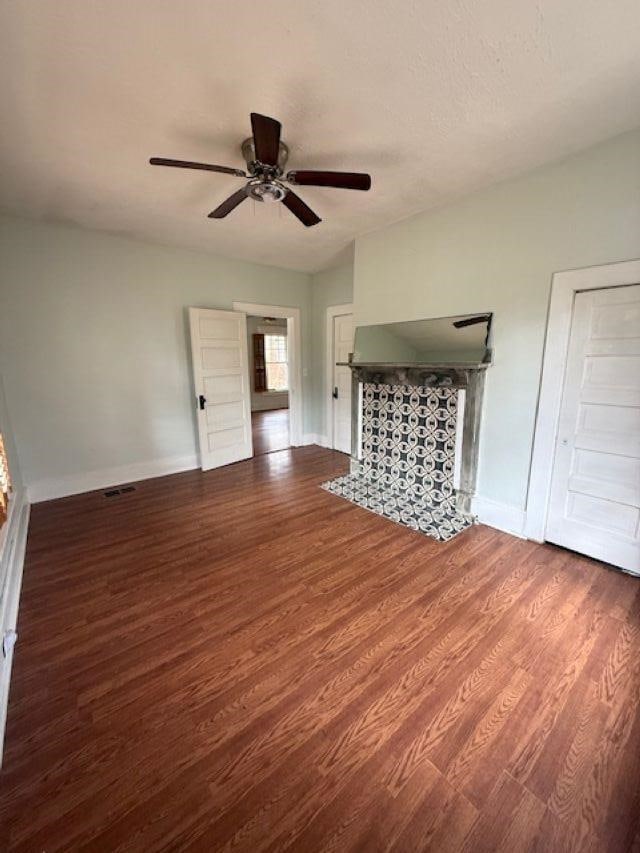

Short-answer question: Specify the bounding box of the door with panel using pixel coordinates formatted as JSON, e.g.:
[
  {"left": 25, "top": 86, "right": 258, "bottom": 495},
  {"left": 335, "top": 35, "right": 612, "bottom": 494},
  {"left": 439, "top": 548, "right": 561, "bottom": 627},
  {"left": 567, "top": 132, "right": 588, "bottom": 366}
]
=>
[
  {"left": 189, "top": 307, "right": 253, "bottom": 470},
  {"left": 332, "top": 312, "right": 354, "bottom": 454},
  {"left": 546, "top": 284, "right": 640, "bottom": 573}
]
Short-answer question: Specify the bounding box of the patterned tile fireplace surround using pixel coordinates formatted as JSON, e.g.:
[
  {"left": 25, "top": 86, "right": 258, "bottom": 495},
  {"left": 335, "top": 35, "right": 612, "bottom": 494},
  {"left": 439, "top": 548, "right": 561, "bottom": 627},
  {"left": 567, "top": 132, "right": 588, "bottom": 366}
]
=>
[{"left": 322, "top": 363, "right": 489, "bottom": 542}]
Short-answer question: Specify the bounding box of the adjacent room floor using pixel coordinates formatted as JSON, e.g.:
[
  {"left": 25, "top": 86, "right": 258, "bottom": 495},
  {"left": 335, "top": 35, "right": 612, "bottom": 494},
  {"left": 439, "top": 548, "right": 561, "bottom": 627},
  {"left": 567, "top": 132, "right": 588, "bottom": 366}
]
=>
[
  {"left": 1, "top": 446, "right": 639, "bottom": 851},
  {"left": 252, "top": 408, "right": 290, "bottom": 456}
]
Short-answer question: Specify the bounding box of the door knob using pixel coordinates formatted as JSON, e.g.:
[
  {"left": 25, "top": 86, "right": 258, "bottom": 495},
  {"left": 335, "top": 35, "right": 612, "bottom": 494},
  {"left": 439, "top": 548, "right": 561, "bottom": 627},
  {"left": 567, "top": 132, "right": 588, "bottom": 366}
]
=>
[
  {"left": 332, "top": 387, "right": 339, "bottom": 399},
  {"left": 198, "top": 394, "right": 206, "bottom": 410}
]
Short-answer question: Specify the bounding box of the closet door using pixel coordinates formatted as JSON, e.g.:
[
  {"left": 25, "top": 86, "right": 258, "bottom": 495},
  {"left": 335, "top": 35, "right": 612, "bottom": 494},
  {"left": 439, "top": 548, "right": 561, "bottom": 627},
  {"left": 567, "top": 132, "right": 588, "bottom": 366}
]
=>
[
  {"left": 332, "top": 312, "right": 354, "bottom": 454},
  {"left": 545, "top": 285, "right": 640, "bottom": 574}
]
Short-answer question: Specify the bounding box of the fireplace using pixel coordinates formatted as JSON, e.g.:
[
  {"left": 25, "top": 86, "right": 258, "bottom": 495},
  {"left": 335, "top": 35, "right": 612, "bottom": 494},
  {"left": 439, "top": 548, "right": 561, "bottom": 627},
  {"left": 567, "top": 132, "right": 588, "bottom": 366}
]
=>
[{"left": 322, "top": 314, "right": 491, "bottom": 542}]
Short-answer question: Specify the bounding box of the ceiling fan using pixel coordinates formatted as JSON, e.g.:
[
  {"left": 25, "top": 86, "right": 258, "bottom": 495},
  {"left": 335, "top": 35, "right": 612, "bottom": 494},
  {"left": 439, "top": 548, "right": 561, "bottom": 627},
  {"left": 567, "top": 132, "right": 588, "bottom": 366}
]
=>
[{"left": 150, "top": 112, "right": 371, "bottom": 227}]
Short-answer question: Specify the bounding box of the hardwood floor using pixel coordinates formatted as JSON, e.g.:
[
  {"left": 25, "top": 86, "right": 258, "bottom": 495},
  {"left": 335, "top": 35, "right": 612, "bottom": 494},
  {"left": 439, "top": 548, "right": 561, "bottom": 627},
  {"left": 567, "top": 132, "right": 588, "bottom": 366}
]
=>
[
  {"left": 252, "top": 408, "right": 290, "bottom": 456},
  {"left": 1, "top": 445, "right": 639, "bottom": 851}
]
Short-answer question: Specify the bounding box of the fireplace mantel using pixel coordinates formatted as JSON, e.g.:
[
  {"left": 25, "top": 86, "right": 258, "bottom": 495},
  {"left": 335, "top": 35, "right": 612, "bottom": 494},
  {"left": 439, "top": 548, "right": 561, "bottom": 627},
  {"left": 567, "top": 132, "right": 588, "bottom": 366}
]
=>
[
  {"left": 339, "top": 360, "right": 489, "bottom": 388},
  {"left": 344, "top": 357, "right": 491, "bottom": 516}
]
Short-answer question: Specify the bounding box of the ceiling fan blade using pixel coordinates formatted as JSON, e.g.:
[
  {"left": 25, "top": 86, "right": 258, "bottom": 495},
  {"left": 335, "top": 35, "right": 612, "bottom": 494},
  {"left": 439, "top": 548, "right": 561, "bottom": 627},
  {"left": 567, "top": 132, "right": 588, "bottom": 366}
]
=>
[
  {"left": 150, "top": 157, "right": 246, "bottom": 178},
  {"left": 208, "top": 187, "right": 249, "bottom": 218},
  {"left": 250, "top": 113, "right": 281, "bottom": 166},
  {"left": 286, "top": 170, "right": 371, "bottom": 191},
  {"left": 282, "top": 190, "right": 321, "bottom": 227}
]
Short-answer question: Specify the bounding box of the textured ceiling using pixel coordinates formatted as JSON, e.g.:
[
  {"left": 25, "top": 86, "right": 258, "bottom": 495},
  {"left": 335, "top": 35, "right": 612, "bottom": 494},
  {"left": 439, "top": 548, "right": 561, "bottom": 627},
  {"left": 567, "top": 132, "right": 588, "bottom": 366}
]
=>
[{"left": 1, "top": 0, "right": 640, "bottom": 273}]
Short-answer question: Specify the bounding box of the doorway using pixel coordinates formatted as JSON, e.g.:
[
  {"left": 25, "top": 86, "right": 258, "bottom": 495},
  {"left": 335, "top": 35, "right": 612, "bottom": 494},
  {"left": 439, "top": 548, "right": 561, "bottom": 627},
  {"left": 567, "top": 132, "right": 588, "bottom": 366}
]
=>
[
  {"left": 233, "top": 301, "right": 303, "bottom": 455},
  {"left": 188, "top": 302, "right": 303, "bottom": 473},
  {"left": 325, "top": 304, "right": 354, "bottom": 454},
  {"left": 247, "top": 315, "right": 291, "bottom": 456}
]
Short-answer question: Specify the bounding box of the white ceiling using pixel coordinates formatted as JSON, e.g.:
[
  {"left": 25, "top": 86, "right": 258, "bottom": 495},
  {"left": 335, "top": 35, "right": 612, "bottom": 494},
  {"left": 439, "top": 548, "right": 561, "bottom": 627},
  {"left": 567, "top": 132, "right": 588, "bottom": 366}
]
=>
[{"left": 1, "top": 1, "right": 640, "bottom": 274}]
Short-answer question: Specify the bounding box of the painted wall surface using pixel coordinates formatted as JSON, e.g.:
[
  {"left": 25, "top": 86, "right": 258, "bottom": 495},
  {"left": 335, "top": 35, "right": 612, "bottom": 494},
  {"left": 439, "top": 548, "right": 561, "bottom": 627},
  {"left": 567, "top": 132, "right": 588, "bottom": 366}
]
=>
[
  {"left": 0, "top": 216, "right": 311, "bottom": 496},
  {"left": 309, "top": 261, "right": 354, "bottom": 437},
  {"left": 245, "top": 315, "right": 289, "bottom": 411},
  {"left": 354, "top": 129, "right": 640, "bottom": 512}
]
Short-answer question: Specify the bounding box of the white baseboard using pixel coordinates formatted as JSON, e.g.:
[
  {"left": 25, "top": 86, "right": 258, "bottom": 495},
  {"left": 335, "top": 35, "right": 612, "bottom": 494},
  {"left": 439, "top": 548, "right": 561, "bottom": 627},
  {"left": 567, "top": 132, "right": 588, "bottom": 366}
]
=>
[
  {"left": 0, "top": 489, "right": 30, "bottom": 766},
  {"left": 28, "top": 453, "right": 199, "bottom": 503},
  {"left": 251, "top": 392, "right": 289, "bottom": 412},
  {"left": 301, "top": 433, "right": 329, "bottom": 447},
  {"left": 472, "top": 495, "right": 527, "bottom": 538}
]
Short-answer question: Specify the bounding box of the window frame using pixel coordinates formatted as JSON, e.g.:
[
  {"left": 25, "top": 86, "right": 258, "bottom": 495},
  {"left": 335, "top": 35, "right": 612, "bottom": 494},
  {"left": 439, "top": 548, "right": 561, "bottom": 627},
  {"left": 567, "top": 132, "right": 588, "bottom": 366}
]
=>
[{"left": 264, "top": 333, "right": 289, "bottom": 392}]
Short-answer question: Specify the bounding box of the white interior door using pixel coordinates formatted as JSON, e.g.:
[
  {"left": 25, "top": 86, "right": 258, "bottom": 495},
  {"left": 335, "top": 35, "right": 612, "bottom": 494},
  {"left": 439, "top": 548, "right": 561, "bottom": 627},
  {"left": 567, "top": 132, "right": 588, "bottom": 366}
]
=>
[
  {"left": 332, "top": 313, "right": 354, "bottom": 454},
  {"left": 546, "top": 284, "right": 640, "bottom": 574},
  {"left": 189, "top": 307, "right": 253, "bottom": 471}
]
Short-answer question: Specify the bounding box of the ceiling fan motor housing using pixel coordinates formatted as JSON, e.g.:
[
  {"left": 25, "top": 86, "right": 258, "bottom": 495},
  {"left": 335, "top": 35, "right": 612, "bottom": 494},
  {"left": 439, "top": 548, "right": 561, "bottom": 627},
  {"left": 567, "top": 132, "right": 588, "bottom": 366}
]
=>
[{"left": 241, "top": 137, "right": 289, "bottom": 177}]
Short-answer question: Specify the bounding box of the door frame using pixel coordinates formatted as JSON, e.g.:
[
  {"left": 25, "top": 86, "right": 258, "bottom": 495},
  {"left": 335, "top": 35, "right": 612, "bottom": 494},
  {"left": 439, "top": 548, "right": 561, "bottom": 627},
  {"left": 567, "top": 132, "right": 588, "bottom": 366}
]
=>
[
  {"left": 525, "top": 258, "right": 640, "bottom": 541},
  {"left": 233, "top": 301, "right": 303, "bottom": 447},
  {"left": 325, "top": 303, "right": 354, "bottom": 449}
]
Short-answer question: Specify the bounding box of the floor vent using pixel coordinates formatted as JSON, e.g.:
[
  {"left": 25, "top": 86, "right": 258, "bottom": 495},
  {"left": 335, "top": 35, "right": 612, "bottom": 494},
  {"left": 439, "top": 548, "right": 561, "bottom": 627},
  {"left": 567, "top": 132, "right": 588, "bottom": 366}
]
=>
[{"left": 103, "top": 485, "right": 136, "bottom": 498}]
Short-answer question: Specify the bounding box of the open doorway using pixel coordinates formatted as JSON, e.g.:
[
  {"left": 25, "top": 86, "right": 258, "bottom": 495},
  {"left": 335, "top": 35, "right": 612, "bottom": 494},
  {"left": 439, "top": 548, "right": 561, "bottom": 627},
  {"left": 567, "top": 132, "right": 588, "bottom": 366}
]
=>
[
  {"left": 233, "top": 300, "right": 303, "bottom": 453},
  {"left": 247, "top": 315, "right": 291, "bottom": 456},
  {"left": 188, "top": 303, "right": 301, "bottom": 472}
]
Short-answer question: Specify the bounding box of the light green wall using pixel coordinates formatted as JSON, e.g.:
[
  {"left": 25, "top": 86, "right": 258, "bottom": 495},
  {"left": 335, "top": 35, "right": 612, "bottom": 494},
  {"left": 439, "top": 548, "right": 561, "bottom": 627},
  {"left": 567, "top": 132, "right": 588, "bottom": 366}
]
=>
[
  {"left": 3, "top": 129, "right": 638, "bottom": 505},
  {"left": 309, "top": 260, "right": 354, "bottom": 435},
  {"left": 354, "top": 128, "right": 640, "bottom": 511},
  {"left": 0, "top": 215, "right": 311, "bottom": 492}
]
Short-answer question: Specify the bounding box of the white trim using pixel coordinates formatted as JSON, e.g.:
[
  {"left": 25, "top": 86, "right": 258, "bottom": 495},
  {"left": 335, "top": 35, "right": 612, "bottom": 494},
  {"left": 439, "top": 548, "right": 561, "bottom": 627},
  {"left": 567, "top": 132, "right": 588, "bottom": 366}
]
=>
[
  {"left": 0, "top": 496, "right": 20, "bottom": 572},
  {"left": 302, "top": 433, "right": 329, "bottom": 447},
  {"left": 325, "top": 303, "right": 354, "bottom": 450},
  {"left": 355, "top": 381, "right": 363, "bottom": 460},
  {"left": 0, "top": 488, "right": 30, "bottom": 766},
  {"left": 27, "top": 453, "right": 198, "bottom": 503},
  {"left": 256, "top": 324, "right": 287, "bottom": 337},
  {"left": 233, "top": 301, "right": 303, "bottom": 447},
  {"left": 525, "top": 258, "right": 640, "bottom": 541},
  {"left": 472, "top": 495, "right": 526, "bottom": 538}
]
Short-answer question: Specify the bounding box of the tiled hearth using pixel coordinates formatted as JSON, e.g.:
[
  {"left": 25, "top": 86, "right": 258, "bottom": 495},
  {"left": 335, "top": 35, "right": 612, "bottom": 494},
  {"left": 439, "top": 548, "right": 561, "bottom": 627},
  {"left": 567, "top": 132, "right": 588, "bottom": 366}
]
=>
[
  {"left": 322, "top": 382, "right": 474, "bottom": 541},
  {"left": 322, "top": 473, "right": 473, "bottom": 541}
]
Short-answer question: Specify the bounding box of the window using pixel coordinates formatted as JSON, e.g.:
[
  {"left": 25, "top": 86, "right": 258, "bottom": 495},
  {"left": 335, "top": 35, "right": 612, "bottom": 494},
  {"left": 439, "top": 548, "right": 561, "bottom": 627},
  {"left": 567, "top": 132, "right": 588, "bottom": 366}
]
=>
[
  {"left": 0, "top": 433, "right": 11, "bottom": 528},
  {"left": 264, "top": 334, "right": 288, "bottom": 391}
]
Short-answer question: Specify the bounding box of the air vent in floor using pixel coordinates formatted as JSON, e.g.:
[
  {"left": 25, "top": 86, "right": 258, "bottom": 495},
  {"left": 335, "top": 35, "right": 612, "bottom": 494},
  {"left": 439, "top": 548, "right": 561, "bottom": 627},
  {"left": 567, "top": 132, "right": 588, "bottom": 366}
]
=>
[{"left": 103, "top": 485, "right": 136, "bottom": 498}]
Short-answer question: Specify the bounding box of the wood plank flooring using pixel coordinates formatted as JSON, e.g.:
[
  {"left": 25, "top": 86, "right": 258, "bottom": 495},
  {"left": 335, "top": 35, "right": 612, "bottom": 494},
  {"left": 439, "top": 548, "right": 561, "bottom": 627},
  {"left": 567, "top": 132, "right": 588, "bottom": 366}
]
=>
[
  {"left": 1, "top": 445, "right": 639, "bottom": 851},
  {"left": 252, "top": 408, "right": 290, "bottom": 456}
]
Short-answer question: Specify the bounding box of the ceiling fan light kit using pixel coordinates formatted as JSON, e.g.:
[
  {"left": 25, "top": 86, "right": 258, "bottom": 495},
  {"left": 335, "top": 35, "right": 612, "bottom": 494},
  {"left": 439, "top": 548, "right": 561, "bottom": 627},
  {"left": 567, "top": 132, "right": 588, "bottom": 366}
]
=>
[
  {"left": 150, "top": 112, "right": 371, "bottom": 227},
  {"left": 247, "top": 179, "right": 287, "bottom": 204}
]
